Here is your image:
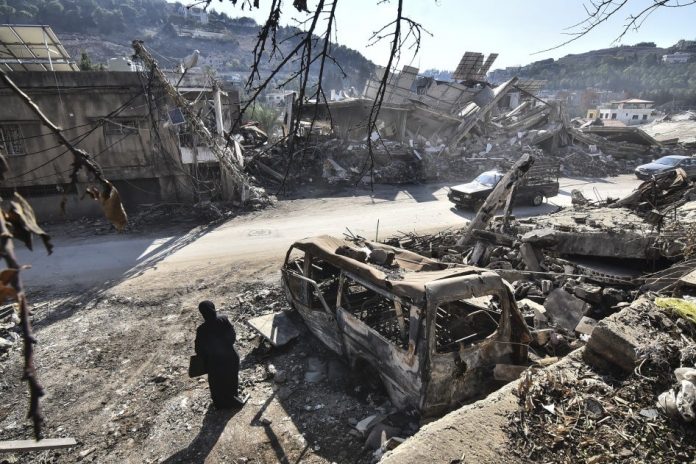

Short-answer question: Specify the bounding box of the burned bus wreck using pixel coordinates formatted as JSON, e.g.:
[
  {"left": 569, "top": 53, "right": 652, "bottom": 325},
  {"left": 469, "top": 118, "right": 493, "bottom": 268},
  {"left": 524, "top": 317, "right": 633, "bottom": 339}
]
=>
[{"left": 281, "top": 235, "right": 531, "bottom": 416}]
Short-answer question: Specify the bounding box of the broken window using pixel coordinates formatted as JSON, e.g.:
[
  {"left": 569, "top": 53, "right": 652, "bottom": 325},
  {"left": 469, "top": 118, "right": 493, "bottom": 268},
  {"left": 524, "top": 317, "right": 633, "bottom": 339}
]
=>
[
  {"left": 611, "top": 113, "right": 617, "bottom": 119},
  {"left": 0, "top": 124, "right": 25, "bottom": 155},
  {"left": 643, "top": 114, "right": 648, "bottom": 120},
  {"left": 434, "top": 296, "right": 500, "bottom": 354},
  {"left": 307, "top": 256, "right": 341, "bottom": 311},
  {"left": 632, "top": 115, "right": 639, "bottom": 120},
  {"left": 283, "top": 249, "right": 341, "bottom": 312},
  {"left": 340, "top": 276, "right": 409, "bottom": 349},
  {"left": 104, "top": 119, "right": 141, "bottom": 136}
]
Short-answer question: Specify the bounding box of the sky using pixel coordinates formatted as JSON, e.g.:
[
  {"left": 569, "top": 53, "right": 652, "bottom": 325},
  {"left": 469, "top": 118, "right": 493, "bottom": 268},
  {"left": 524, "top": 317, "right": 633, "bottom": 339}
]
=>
[{"left": 200, "top": 0, "right": 696, "bottom": 71}]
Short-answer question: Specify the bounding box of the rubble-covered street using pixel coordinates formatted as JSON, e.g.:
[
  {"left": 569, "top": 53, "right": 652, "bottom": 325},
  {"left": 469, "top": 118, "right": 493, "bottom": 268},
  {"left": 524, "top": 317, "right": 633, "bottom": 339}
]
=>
[
  {"left": 2, "top": 171, "right": 696, "bottom": 463},
  {"left": 0, "top": 1, "right": 696, "bottom": 463}
]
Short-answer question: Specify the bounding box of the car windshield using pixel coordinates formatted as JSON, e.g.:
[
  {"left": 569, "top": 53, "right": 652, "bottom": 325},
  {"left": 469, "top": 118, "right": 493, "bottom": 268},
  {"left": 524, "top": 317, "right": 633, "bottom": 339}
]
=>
[
  {"left": 655, "top": 156, "right": 682, "bottom": 166},
  {"left": 475, "top": 172, "right": 501, "bottom": 187}
]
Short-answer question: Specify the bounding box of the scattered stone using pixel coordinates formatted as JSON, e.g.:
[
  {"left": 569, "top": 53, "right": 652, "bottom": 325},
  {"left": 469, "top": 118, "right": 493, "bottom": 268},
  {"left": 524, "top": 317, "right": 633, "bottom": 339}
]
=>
[
  {"left": 355, "top": 414, "right": 384, "bottom": 435},
  {"left": 531, "top": 329, "right": 554, "bottom": 346},
  {"left": 544, "top": 288, "right": 589, "bottom": 331},
  {"left": 572, "top": 283, "right": 603, "bottom": 304},
  {"left": 365, "top": 424, "right": 401, "bottom": 450},
  {"left": 584, "top": 303, "right": 656, "bottom": 372},
  {"left": 575, "top": 316, "right": 598, "bottom": 336},
  {"left": 602, "top": 287, "right": 627, "bottom": 307},
  {"left": 247, "top": 311, "right": 300, "bottom": 347},
  {"left": 519, "top": 298, "right": 547, "bottom": 326}
]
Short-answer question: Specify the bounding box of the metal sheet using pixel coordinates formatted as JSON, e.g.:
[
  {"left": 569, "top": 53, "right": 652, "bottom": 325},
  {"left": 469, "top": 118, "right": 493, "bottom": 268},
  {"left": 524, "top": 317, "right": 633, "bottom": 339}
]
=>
[{"left": 0, "top": 25, "right": 78, "bottom": 72}]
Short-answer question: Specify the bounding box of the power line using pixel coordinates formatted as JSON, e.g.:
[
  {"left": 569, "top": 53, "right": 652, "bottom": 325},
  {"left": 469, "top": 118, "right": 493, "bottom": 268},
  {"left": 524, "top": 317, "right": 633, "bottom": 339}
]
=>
[
  {"left": 0, "top": 122, "right": 95, "bottom": 143},
  {"left": 8, "top": 126, "right": 98, "bottom": 158},
  {"left": 4, "top": 128, "right": 100, "bottom": 180},
  {"left": 4, "top": 89, "right": 147, "bottom": 181},
  {"left": 8, "top": 131, "right": 136, "bottom": 185}
]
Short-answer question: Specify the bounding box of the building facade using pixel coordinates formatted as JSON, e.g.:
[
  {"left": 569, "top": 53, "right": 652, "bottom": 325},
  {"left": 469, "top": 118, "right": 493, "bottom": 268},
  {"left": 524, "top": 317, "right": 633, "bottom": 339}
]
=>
[
  {"left": 662, "top": 52, "right": 692, "bottom": 64},
  {"left": 0, "top": 71, "right": 240, "bottom": 219},
  {"left": 594, "top": 99, "right": 656, "bottom": 125}
]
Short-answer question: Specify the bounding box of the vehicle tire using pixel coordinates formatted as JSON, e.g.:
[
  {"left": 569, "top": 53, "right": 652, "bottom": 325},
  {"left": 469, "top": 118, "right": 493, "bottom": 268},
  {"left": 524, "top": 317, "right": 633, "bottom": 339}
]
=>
[{"left": 531, "top": 192, "right": 544, "bottom": 207}]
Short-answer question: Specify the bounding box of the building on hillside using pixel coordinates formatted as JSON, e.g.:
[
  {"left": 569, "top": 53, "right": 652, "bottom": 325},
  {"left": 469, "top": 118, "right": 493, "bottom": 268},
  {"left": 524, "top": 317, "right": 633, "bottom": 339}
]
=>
[
  {"left": 106, "top": 57, "right": 141, "bottom": 72},
  {"left": 0, "top": 24, "right": 243, "bottom": 219},
  {"left": 0, "top": 70, "right": 240, "bottom": 219},
  {"left": 199, "top": 52, "right": 228, "bottom": 69},
  {"left": 662, "top": 52, "right": 692, "bottom": 64},
  {"left": 265, "top": 91, "right": 296, "bottom": 106},
  {"left": 0, "top": 71, "right": 238, "bottom": 217},
  {"left": 591, "top": 99, "right": 656, "bottom": 125},
  {"left": 176, "top": 5, "right": 209, "bottom": 24},
  {"left": 0, "top": 71, "right": 188, "bottom": 219}
]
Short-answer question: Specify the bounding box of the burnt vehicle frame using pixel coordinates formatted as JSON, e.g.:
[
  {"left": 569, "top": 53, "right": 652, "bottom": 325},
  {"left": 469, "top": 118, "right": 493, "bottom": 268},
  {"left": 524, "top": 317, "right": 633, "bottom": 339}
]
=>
[{"left": 280, "top": 235, "right": 530, "bottom": 416}]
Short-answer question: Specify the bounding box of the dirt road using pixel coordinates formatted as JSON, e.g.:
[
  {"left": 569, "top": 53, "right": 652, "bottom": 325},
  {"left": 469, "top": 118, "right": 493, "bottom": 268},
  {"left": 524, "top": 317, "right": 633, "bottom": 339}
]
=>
[
  {"left": 19, "top": 175, "right": 641, "bottom": 293},
  {"left": 0, "top": 175, "right": 642, "bottom": 463}
]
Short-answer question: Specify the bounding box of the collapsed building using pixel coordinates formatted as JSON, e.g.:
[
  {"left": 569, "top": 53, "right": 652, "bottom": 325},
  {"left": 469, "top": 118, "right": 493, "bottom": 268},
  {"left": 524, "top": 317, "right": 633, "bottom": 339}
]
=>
[{"left": 248, "top": 52, "right": 694, "bottom": 188}]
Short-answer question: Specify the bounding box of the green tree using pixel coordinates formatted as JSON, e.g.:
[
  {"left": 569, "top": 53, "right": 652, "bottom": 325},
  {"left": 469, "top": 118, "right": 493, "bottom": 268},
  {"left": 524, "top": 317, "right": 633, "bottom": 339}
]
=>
[
  {"left": 248, "top": 103, "right": 280, "bottom": 135},
  {"left": 79, "top": 51, "right": 94, "bottom": 71}
]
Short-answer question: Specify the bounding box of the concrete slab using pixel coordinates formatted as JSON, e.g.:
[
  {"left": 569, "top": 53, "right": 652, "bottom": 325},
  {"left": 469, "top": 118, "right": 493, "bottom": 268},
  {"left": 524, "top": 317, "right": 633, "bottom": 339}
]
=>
[
  {"left": 247, "top": 311, "right": 300, "bottom": 347},
  {"left": 544, "top": 288, "right": 588, "bottom": 331}
]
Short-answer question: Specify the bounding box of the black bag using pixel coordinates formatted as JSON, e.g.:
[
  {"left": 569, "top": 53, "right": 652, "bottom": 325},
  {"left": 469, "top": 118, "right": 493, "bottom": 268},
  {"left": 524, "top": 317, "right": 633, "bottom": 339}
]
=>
[{"left": 188, "top": 355, "right": 207, "bottom": 378}]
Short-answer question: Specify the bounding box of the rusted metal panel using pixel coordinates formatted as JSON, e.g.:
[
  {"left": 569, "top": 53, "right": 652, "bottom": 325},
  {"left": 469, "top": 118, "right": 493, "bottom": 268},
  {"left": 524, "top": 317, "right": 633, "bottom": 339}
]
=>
[
  {"left": 281, "top": 236, "right": 531, "bottom": 416},
  {"left": 337, "top": 308, "right": 423, "bottom": 410}
]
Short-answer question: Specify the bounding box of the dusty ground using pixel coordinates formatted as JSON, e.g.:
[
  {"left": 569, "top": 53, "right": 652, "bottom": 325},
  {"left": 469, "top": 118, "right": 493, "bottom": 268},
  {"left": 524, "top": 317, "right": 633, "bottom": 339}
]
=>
[
  {"left": 0, "top": 177, "right": 642, "bottom": 463},
  {"left": 0, "top": 271, "right": 402, "bottom": 463}
]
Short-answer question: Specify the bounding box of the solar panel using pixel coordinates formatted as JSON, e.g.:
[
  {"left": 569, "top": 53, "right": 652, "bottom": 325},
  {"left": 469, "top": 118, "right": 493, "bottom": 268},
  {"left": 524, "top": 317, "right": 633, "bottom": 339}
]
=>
[
  {"left": 452, "top": 52, "right": 482, "bottom": 81},
  {"left": 516, "top": 79, "right": 546, "bottom": 94},
  {"left": 0, "top": 25, "right": 79, "bottom": 72},
  {"left": 453, "top": 52, "right": 499, "bottom": 82},
  {"left": 477, "top": 53, "right": 498, "bottom": 79}
]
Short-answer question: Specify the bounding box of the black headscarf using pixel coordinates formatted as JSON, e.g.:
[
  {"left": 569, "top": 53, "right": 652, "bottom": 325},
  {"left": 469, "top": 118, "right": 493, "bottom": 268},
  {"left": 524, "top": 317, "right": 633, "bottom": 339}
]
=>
[{"left": 199, "top": 300, "right": 217, "bottom": 322}]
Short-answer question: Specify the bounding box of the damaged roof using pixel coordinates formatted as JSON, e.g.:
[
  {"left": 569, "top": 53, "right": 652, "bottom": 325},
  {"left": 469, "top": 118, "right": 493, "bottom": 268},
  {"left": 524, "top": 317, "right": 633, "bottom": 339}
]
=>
[{"left": 291, "top": 235, "right": 500, "bottom": 302}]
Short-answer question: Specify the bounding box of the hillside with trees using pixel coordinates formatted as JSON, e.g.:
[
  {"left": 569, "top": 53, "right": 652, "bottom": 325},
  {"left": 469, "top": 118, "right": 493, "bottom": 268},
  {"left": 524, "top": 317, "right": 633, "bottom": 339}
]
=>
[
  {"left": 0, "top": 0, "right": 374, "bottom": 92},
  {"left": 516, "top": 40, "right": 696, "bottom": 108}
]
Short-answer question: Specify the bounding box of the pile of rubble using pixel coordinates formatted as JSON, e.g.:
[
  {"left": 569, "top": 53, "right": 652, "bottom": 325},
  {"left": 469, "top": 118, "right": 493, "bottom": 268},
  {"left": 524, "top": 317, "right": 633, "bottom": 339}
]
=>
[
  {"left": 377, "top": 168, "right": 696, "bottom": 374},
  {"left": 243, "top": 54, "right": 691, "bottom": 189},
  {"left": 506, "top": 298, "right": 696, "bottom": 463},
  {"left": 370, "top": 166, "right": 696, "bottom": 462}
]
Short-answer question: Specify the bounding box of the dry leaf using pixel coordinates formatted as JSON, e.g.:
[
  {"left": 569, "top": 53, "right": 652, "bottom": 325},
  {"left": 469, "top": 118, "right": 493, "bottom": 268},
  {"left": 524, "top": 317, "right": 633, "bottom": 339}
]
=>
[
  {"left": 86, "top": 182, "right": 128, "bottom": 231},
  {"left": 0, "top": 268, "right": 18, "bottom": 303},
  {"left": 5, "top": 193, "right": 53, "bottom": 255}
]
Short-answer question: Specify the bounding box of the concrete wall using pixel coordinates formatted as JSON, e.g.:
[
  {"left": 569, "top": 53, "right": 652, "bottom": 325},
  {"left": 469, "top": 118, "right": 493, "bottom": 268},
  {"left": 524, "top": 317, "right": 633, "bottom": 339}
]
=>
[{"left": 0, "top": 71, "right": 195, "bottom": 218}]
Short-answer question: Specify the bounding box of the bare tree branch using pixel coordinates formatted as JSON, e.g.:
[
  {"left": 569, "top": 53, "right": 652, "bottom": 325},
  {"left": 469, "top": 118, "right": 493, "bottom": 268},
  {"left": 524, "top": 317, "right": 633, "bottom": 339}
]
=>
[{"left": 537, "top": 0, "right": 696, "bottom": 54}]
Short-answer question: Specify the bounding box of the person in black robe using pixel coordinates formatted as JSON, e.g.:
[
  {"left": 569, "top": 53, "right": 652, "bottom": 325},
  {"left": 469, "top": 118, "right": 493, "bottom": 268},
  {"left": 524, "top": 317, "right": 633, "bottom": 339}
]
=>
[{"left": 195, "top": 300, "right": 241, "bottom": 408}]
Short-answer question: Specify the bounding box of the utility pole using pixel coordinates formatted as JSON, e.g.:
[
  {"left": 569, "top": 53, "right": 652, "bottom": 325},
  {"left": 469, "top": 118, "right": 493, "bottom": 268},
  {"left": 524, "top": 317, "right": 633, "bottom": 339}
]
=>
[{"left": 132, "top": 40, "right": 258, "bottom": 203}]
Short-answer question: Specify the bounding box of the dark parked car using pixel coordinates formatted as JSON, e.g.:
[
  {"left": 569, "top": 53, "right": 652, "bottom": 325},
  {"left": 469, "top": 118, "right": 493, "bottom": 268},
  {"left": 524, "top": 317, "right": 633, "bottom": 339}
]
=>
[
  {"left": 635, "top": 155, "right": 696, "bottom": 180},
  {"left": 447, "top": 159, "right": 560, "bottom": 210}
]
